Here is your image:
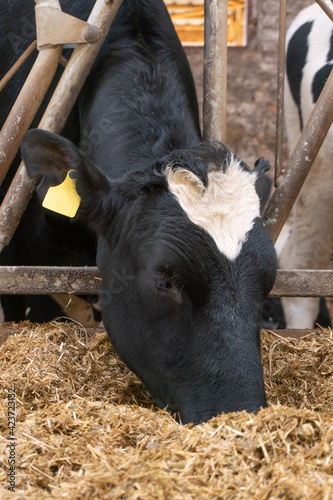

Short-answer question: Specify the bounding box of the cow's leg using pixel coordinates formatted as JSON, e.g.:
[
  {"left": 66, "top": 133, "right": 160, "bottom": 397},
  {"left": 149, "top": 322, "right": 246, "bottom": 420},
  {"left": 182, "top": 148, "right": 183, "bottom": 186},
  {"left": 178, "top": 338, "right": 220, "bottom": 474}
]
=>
[{"left": 279, "top": 151, "right": 333, "bottom": 328}]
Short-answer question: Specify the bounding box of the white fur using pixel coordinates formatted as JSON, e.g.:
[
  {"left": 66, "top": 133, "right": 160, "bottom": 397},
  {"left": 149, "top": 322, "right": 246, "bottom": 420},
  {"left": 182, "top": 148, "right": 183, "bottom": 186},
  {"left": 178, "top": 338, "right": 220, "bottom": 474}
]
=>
[{"left": 167, "top": 157, "right": 259, "bottom": 260}]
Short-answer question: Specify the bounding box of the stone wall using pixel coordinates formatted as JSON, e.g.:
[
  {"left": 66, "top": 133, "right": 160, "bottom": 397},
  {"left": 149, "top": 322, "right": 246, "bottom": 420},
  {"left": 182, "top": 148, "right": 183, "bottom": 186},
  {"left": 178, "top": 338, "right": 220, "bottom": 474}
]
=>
[{"left": 253, "top": 0, "right": 314, "bottom": 60}]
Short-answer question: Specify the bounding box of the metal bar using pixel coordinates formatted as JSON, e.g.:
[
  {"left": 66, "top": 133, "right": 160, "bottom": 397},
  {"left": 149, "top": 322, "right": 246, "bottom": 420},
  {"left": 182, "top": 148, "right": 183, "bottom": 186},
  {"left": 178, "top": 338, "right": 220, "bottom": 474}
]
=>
[
  {"left": 0, "top": 267, "right": 332, "bottom": 297},
  {"left": 60, "top": 56, "right": 68, "bottom": 68},
  {"left": 35, "top": 6, "right": 100, "bottom": 48},
  {"left": 315, "top": 0, "right": 333, "bottom": 23},
  {"left": 0, "top": 41, "right": 37, "bottom": 94},
  {"left": 274, "top": 0, "right": 287, "bottom": 188},
  {"left": 0, "top": 0, "right": 123, "bottom": 252},
  {"left": 270, "top": 270, "right": 333, "bottom": 297},
  {"left": 263, "top": 64, "right": 333, "bottom": 243},
  {"left": 203, "top": 0, "right": 228, "bottom": 142},
  {"left": 0, "top": 45, "right": 62, "bottom": 186},
  {"left": 0, "top": 0, "right": 62, "bottom": 186},
  {"left": 0, "top": 266, "right": 101, "bottom": 294}
]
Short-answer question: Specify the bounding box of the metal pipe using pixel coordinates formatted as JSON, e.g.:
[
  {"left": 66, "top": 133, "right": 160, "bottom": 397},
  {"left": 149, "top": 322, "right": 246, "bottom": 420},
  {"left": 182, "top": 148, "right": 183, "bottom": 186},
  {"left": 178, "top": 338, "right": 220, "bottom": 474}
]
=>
[
  {"left": 0, "top": 41, "right": 37, "bottom": 94},
  {"left": 315, "top": 0, "right": 333, "bottom": 23},
  {"left": 0, "top": 266, "right": 101, "bottom": 294},
  {"left": 271, "top": 270, "right": 333, "bottom": 298},
  {"left": 0, "top": 0, "right": 62, "bottom": 186},
  {"left": 60, "top": 56, "right": 68, "bottom": 68},
  {"left": 263, "top": 64, "right": 333, "bottom": 243},
  {"left": 0, "top": 0, "right": 123, "bottom": 251},
  {"left": 0, "top": 267, "right": 331, "bottom": 297},
  {"left": 274, "top": 0, "right": 287, "bottom": 188},
  {"left": 0, "top": 45, "right": 62, "bottom": 186},
  {"left": 203, "top": 0, "right": 228, "bottom": 142},
  {"left": 37, "top": 0, "right": 123, "bottom": 132}
]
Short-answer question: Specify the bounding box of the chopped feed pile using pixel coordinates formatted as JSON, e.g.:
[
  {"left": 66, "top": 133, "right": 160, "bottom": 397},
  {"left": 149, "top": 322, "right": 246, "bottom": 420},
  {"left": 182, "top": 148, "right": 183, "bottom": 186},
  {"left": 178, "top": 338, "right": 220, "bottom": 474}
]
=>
[{"left": 0, "top": 322, "right": 332, "bottom": 499}]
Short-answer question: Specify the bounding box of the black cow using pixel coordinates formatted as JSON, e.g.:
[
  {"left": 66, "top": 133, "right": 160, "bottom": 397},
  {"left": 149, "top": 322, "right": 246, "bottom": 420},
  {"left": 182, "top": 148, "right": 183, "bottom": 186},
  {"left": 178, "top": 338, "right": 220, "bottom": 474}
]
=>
[{"left": 20, "top": 0, "right": 277, "bottom": 423}]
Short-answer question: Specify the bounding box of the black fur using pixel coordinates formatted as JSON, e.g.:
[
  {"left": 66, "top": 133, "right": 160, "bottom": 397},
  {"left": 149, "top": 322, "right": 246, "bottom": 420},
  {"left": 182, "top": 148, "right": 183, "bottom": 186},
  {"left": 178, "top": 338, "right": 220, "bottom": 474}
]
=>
[
  {"left": 327, "top": 29, "right": 333, "bottom": 62},
  {"left": 21, "top": 0, "right": 276, "bottom": 423},
  {"left": 312, "top": 63, "right": 333, "bottom": 103},
  {"left": 286, "top": 21, "right": 313, "bottom": 130},
  {"left": 253, "top": 157, "right": 272, "bottom": 213}
]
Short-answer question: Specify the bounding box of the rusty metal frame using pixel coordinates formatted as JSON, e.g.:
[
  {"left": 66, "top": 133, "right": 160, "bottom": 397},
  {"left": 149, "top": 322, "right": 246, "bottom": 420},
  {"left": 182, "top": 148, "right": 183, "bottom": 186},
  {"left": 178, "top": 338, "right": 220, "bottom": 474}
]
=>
[
  {"left": 0, "top": 267, "right": 101, "bottom": 295},
  {"left": 263, "top": 0, "right": 333, "bottom": 242},
  {"left": 0, "top": 0, "right": 63, "bottom": 188},
  {"left": 0, "top": 267, "right": 331, "bottom": 297},
  {"left": 202, "top": 0, "right": 333, "bottom": 248},
  {"left": 203, "top": 0, "right": 228, "bottom": 143},
  {"left": 0, "top": 0, "right": 332, "bottom": 308},
  {"left": 315, "top": 0, "right": 333, "bottom": 23},
  {"left": 274, "top": 0, "right": 287, "bottom": 189},
  {"left": 0, "top": 41, "right": 38, "bottom": 94},
  {"left": 0, "top": 0, "right": 123, "bottom": 251},
  {"left": 264, "top": 65, "right": 333, "bottom": 241},
  {"left": 35, "top": 4, "right": 100, "bottom": 48}
]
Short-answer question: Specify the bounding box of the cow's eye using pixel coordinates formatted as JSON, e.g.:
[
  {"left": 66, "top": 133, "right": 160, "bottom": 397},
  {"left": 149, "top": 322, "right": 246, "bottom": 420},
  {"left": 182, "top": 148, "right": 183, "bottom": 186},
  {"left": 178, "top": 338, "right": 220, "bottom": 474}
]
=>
[
  {"left": 146, "top": 273, "right": 191, "bottom": 313},
  {"left": 154, "top": 276, "right": 183, "bottom": 306},
  {"left": 155, "top": 278, "right": 173, "bottom": 290}
]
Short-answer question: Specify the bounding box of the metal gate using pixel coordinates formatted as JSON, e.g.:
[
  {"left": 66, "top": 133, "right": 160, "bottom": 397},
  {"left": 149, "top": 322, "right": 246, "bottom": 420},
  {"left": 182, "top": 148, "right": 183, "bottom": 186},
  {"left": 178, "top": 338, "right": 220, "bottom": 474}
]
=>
[{"left": 0, "top": 0, "right": 332, "bottom": 328}]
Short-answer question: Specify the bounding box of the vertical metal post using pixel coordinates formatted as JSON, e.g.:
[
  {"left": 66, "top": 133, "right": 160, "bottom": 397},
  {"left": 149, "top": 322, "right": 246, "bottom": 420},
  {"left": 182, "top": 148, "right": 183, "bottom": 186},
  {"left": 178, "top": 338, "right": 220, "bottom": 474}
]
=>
[
  {"left": 274, "top": 0, "right": 287, "bottom": 188},
  {"left": 203, "top": 0, "right": 228, "bottom": 142}
]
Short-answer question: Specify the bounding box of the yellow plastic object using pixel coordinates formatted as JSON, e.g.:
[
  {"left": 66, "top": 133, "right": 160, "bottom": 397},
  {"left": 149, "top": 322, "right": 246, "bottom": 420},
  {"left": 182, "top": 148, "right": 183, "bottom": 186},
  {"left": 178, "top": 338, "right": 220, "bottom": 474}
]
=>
[{"left": 42, "top": 170, "right": 81, "bottom": 218}]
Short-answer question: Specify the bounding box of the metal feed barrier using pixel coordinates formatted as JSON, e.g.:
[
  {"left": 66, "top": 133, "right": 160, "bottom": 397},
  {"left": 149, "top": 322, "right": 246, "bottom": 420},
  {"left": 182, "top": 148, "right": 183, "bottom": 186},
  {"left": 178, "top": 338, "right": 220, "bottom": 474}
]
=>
[
  {"left": 0, "top": 0, "right": 123, "bottom": 250},
  {"left": 0, "top": 0, "right": 332, "bottom": 324}
]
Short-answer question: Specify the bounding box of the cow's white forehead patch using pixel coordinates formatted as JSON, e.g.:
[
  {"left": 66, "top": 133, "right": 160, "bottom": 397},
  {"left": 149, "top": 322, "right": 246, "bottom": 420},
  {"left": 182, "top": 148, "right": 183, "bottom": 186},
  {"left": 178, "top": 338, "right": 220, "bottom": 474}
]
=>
[{"left": 166, "top": 157, "right": 259, "bottom": 260}]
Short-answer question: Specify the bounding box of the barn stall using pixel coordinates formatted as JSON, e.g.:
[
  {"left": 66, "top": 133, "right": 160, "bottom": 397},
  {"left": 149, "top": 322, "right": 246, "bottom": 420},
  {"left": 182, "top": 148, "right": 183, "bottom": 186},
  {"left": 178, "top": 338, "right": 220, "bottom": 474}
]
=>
[{"left": 0, "top": 0, "right": 333, "bottom": 498}]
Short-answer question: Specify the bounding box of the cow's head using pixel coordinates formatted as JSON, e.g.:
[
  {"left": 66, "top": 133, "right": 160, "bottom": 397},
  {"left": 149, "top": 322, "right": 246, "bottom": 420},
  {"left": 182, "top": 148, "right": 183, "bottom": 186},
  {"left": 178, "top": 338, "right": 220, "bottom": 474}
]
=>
[{"left": 22, "top": 129, "right": 277, "bottom": 424}]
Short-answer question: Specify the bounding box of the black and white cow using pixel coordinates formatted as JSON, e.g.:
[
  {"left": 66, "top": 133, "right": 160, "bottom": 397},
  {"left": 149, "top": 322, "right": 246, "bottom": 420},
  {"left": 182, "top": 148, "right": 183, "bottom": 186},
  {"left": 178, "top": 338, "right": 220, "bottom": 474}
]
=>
[
  {"left": 279, "top": 3, "right": 333, "bottom": 329},
  {"left": 17, "top": 0, "right": 278, "bottom": 423}
]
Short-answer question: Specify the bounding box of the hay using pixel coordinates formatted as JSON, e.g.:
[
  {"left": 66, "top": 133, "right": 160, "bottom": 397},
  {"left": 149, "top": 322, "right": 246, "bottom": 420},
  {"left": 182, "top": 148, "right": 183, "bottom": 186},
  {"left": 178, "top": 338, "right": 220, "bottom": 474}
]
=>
[
  {"left": 0, "top": 322, "right": 332, "bottom": 499},
  {"left": 262, "top": 329, "right": 333, "bottom": 412}
]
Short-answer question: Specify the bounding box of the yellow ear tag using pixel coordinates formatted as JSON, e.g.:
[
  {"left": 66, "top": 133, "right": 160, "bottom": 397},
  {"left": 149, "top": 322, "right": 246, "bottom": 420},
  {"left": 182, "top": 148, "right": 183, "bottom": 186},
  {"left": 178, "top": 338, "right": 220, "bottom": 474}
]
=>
[{"left": 42, "top": 170, "right": 81, "bottom": 218}]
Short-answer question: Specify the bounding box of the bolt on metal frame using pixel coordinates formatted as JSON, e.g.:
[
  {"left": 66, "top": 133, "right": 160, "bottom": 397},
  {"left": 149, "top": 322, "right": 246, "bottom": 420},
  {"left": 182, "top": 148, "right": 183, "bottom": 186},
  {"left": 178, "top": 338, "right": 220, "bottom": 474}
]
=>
[{"left": 0, "top": 0, "right": 332, "bottom": 300}]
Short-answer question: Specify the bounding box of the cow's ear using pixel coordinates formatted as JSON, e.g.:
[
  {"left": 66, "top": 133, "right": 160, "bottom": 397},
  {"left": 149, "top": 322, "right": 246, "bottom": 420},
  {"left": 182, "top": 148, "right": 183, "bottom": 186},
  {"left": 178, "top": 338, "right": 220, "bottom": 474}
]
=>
[
  {"left": 21, "top": 129, "right": 111, "bottom": 232},
  {"left": 253, "top": 157, "right": 272, "bottom": 214}
]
